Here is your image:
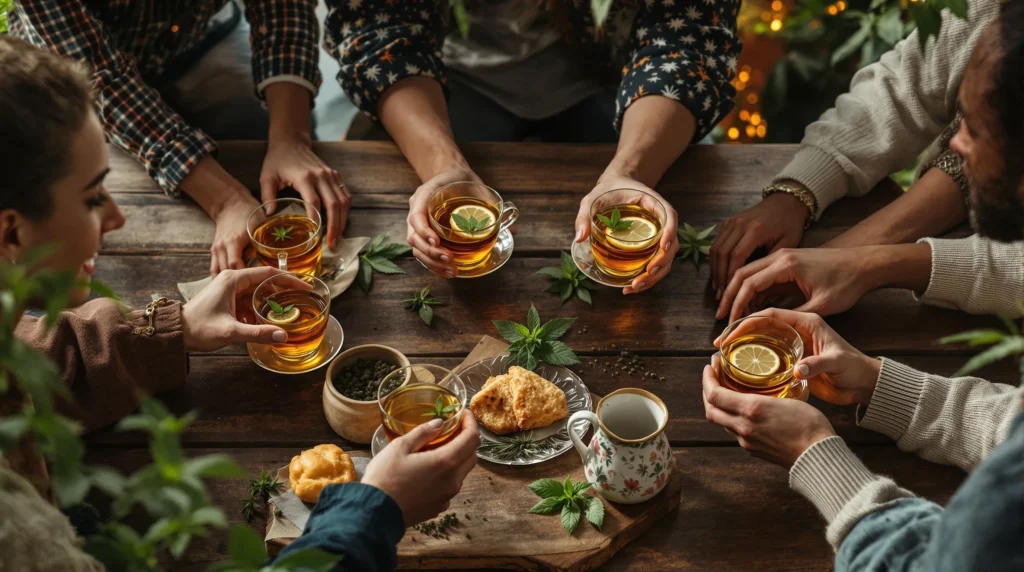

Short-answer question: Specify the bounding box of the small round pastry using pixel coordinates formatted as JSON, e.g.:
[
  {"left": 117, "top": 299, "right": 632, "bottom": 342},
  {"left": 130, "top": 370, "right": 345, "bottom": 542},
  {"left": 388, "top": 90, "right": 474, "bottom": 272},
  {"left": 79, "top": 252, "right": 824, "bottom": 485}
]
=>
[{"left": 289, "top": 444, "right": 357, "bottom": 503}]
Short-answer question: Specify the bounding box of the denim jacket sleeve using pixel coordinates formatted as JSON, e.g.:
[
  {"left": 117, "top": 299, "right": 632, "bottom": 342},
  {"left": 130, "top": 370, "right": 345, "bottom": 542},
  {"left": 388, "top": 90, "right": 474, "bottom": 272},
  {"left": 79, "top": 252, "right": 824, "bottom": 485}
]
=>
[
  {"left": 272, "top": 483, "right": 406, "bottom": 571},
  {"left": 836, "top": 412, "right": 1024, "bottom": 572}
]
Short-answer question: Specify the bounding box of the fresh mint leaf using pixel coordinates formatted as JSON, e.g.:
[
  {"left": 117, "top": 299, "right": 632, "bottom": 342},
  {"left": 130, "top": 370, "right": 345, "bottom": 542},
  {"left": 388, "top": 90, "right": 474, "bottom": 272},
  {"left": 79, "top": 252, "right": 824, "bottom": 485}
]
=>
[
  {"left": 527, "top": 305, "right": 541, "bottom": 332},
  {"left": 678, "top": 223, "right": 716, "bottom": 267},
  {"left": 583, "top": 495, "right": 605, "bottom": 530},
  {"left": 539, "top": 317, "right": 575, "bottom": 341},
  {"left": 359, "top": 235, "right": 410, "bottom": 293},
  {"left": 537, "top": 340, "right": 580, "bottom": 366},
  {"left": 418, "top": 304, "right": 434, "bottom": 325},
  {"left": 536, "top": 267, "right": 566, "bottom": 279},
  {"left": 266, "top": 299, "right": 284, "bottom": 314},
  {"left": 571, "top": 481, "right": 593, "bottom": 496},
  {"left": 364, "top": 256, "right": 403, "bottom": 275},
  {"left": 560, "top": 501, "right": 582, "bottom": 535},
  {"left": 528, "top": 497, "right": 565, "bottom": 515},
  {"left": 494, "top": 320, "right": 526, "bottom": 342},
  {"left": 356, "top": 257, "right": 374, "bottom": 293},
  {"left": 529, "top": 478, "right": 567, "bottom": 499},
  {"left": 576, "top": 286, "right": 592, "bottom": 305}
]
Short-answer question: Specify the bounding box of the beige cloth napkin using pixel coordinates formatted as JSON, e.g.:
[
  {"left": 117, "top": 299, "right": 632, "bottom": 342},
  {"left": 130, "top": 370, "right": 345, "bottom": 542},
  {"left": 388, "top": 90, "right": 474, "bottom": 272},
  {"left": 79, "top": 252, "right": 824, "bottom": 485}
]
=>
[
  {"left": 176, "top": 236, "right": 370, "bottom": 302},
  {"left": 264, "top": 336, "right": 510, "bottom": 552}
]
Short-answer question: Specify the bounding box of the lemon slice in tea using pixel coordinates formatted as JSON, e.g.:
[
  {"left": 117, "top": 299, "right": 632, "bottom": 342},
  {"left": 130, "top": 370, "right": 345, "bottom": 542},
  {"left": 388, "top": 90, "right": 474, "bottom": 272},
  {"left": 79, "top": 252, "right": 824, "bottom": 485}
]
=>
[
  {"left": 266, "top": 306, "right": 300, "bottom": 325},
  {"left": 728, "top": 343, "right": 781, "bottom": 376},
  {"left": 449, "top": 204, "right": 495, "bottom": 239},
  {"left": 606, "top": 217, "right": 659, "bottom": 251}
]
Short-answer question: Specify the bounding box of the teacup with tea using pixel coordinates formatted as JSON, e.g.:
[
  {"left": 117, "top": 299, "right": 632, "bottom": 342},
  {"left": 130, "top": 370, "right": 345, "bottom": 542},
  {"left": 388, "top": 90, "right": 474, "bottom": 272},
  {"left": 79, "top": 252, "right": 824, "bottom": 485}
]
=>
[
  {"left": 247, "top": 198, "right": 324, "bottom": 276},
  {"left": 252, "top": 273, "right": 331, "bottom": 366},
  {"left": 377, "top": 364, "right": 467, "bottom": 451},
  {"left": 428, "top": 182, "right": 518, "bottom": 273},
  {"left": 717, "top": 315, "right": 807, "bottom": 400},
  {"left": 589, "top": 189, "right": 666, "bottom": 279}
]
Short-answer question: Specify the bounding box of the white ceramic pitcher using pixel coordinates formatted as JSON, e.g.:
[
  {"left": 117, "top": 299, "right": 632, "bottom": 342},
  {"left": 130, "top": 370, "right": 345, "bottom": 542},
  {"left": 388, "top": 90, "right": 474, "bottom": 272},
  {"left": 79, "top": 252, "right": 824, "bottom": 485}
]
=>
[{"left": 568, "top": 388, "right": 672, "bottom": 504}]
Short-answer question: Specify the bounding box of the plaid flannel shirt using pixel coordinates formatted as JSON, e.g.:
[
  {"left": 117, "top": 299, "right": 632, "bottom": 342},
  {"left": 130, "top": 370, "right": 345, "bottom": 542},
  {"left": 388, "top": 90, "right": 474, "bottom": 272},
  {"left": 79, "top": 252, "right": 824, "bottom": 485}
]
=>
[
  {"left": 324, "top": 0, "right": 739, "bottom": 142},
  {"left": 10, "top": 0, "right": 321, "bottom": 195}
]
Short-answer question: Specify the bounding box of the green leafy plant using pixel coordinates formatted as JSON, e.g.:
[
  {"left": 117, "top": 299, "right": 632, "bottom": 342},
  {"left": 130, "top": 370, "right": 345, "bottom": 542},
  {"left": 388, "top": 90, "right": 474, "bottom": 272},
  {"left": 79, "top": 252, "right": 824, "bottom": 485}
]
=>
[
  {"left": 940, "top": 315, "right": 1024, "bottom": 377},
  {"left": 404, "top": 285, "right": 444, "bottom": 326},
  {"left": 265, "top": 299, "right": 295, "bottom": 316},
  {"left": 208, "top": 525, "right": 341, "bottom": 572},
  {"left": 527, "top": 477, "right": 605, "bottom": 536},
  {"left": 242, "top": 469, "right": 284, "bottom": 522},
  {"left": 357, "top": 234, "right": 412, "bottom": 293},
  {"left": 452, "top": 212, "right": 491, "bottom": 234},
  {"left": 596, "top": 207, "right": 634, "bottom": 232},
  {"left": 493, "top": 305, "right": 579, "bottom": 371},
  {"left": 0, "top": 0, "right": 10, "bottom": 35},
  {"left": 421, "top": 395, "right": 458, "bottom": 420},
  {"left": 536, "top": 252, "right": 595, "bottom": 306},
  {"left": 677, "top": 223, "right": 716, "bottom": 267},
  {"left": 270, "top": 226, "right": 294, "bottom": 243}
]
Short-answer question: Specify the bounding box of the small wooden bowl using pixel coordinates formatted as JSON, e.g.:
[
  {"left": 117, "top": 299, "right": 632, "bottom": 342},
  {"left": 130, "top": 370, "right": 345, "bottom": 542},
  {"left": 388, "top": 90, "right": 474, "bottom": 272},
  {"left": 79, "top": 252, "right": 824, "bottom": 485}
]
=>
[{"left": 323, "top": 345, "right": 410, "bottom": 444}]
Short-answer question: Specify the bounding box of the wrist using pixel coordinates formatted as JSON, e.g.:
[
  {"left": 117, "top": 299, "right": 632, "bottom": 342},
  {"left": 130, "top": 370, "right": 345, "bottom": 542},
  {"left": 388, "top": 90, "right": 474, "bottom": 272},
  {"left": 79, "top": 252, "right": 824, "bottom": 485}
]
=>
[
  {"left": 855, "top": 355, "right": 882, "bottom": 406},
  {"left": 266, "top": 83, "right": 312, "bottom": 146},
  {"left": 860, "top": 243, "right": 931, "bottom": 293},
  {"left": 179, "top": 157, "right": 253, "bottom": 219}
]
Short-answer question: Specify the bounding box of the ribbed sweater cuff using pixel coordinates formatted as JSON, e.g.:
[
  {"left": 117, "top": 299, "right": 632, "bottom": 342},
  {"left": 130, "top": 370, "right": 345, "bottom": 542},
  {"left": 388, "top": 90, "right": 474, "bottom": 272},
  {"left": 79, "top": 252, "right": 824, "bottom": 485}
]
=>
[
  {"left": 774, "top": 146, "right": 850, "bottom": 217},
  {"left": 858, "top": 358, "right": 927, "bottom": 441},
  {"left": 789, "top": 436, "right": 881, "bottom": 524}
]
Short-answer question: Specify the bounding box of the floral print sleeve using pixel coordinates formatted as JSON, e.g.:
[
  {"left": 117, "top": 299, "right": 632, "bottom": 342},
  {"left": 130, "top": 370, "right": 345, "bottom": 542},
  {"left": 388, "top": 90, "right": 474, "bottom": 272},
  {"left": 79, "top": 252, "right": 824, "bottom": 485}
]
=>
[
  {"left": 323, "top": 0, "right": 447, "bottom": 120},
  {"left": 616, "top": 0, "right": 741, "bottom": 141}
]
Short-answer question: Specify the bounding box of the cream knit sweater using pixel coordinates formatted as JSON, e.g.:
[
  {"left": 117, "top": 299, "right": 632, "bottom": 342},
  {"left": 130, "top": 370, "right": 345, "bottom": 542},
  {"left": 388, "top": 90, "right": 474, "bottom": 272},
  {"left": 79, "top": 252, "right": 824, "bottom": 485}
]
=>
[{"left": 773, "top": 0, "right": 1001, "bottom": 216}]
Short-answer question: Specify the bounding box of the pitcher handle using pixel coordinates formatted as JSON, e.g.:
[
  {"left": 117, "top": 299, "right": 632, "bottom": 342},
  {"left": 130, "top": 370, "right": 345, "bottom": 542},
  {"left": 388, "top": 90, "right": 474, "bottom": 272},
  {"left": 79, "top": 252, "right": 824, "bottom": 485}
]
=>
[
  {"left": 498, "top": 200, "right": 519, "bottom": 233},
  {"left": 277, "top": 252, "right": 288, "bottom": 271},
  {"left": 568, "top": 410, "right": 598, "bottom": 465}
]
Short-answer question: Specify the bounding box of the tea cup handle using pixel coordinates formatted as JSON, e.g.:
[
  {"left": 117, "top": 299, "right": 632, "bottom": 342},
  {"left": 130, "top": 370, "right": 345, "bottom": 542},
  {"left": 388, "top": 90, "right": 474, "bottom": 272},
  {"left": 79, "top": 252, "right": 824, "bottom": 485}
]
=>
[
  {"left": 498, "top": 200, "right": 519, "bottom": 232},
  {"left": 568, "top": 410, "right": 598, "bottom": 464},
  {"left": 277, "top": 252, "right": 288, "bottom": 271}
]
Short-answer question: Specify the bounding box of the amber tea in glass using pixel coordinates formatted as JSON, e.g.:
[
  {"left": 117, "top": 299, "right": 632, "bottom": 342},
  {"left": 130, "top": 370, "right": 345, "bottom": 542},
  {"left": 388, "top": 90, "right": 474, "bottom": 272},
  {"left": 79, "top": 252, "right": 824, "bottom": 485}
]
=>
[
  {"left": 428, "top": 182, "right": 518, "bottom": 272},
  {"left": 248, "top": 198, "right": 323, "bottom": 276},
  {"left": 718, "top": 316, "right": 807, "bottom": 400},
  {"left": 589, "top": 189, "right": 666, "bottom": 278},
  {"left": 378, "top": 365, "right": 467, "bottom": 451},
  {"left": 253, "top": 273, "right": 331, "bottom": 364}
]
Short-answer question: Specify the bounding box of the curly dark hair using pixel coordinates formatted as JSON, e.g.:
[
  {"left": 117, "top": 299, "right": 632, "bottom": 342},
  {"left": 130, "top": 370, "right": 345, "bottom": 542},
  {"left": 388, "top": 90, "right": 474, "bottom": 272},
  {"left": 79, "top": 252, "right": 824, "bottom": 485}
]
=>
[{"left": 0, "top": 36, "right": 94, "bottom": 220}]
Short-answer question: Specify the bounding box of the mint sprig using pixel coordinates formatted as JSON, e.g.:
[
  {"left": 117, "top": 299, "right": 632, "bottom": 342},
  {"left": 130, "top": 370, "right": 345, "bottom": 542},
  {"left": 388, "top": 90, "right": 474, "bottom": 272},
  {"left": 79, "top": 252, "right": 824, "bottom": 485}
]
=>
[
  {"left": 596, "top": 207, "right": 634, "bottom": 232},
  {"left": 357, "top": 234, "right": 413, "bottom": 293},
  {"left": 271, "top": 225, "right": 294, "bottom": 243},
  {"left": 677, "top": 223, "right": 716, "bottom": 267},
  {"left": 265, "top": 299, "right": 295, "bottom": 315},
  {"left": 527, "top": 476, "right": 605, "bottom": 535},
  {"left": 493, "top": 305, "right": 579, "bottom": 371},
  {"left": 452, "top": 213, "right": 491, "bottom": 233},
  {"left": 537, "top": 252, "right": 595, "bottom": 306},
  {"left": 421, "top": 394, "right": 459, "bottom": 420},
  {"left": 404, "top": 285, "right": 445, "bottom": 326}
]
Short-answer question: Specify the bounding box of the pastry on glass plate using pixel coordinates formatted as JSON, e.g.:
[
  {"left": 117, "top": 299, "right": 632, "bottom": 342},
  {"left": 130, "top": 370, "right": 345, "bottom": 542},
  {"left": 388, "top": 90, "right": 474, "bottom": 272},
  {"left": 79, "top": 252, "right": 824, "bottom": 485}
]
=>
[
  {"left": 469, "top": 366, "right": 568, "bottom": 435},
  {"left": 289, "top": 444, "right": 357, "bottom": 503}
]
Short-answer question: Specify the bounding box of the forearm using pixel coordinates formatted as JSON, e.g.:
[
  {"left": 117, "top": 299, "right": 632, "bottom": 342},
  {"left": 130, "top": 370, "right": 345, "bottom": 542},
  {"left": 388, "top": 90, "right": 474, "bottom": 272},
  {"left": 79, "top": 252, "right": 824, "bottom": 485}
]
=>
[
  {"left": 266, "top": 82, "right": 313, "bottom": 146},
  {"left": 824, "top": 169, "right": 967, "bottom": 248},
  {"left": 856, "top": 242, "right": 933, "bottom": 294},
  {"left": 378, "top": 77, "right": 470, "bottom": 182},
  {"left": 605, "top": 96, "right": 695, "bottom": 188},
  {"left": 179, "top": 156, "right": 256, "bottom": 219}
]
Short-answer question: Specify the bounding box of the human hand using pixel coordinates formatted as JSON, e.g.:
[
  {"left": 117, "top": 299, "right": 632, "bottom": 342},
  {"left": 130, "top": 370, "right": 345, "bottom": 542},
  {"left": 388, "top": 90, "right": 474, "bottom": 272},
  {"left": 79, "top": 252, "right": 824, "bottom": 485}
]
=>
[
  {"left": 702, "top": 354, "right": 837, "bottom": 468},
  {"left": 716, "top": 247, "right": 877, "bottom": 322},
  {"left": 720, "top": 309, "right": 882, "bottom": 406},
  {"left": 406, "top": 166, "right": 484, "bottom": 279},
  {"left": 575, "top": 172, "right": 679, "bottom": 295},
  {"left": 362, "top": 411, "right": 481, "bottom": 527},
  {"left": 710, "top": 191, "right": 810, "bottom": 298},
  {"left": 182, "top": 266, "right": 309, "bottom": 352},
  {"left": 210, "top": 195, "right": 261, "bottom": 276},
  {"left": 261, "top": 139, "right": 351, "bottom": 249}
]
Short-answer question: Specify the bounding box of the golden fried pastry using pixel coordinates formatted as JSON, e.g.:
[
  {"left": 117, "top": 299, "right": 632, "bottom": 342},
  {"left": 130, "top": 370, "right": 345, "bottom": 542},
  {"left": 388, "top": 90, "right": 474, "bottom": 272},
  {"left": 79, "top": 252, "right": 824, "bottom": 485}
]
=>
[
  {"left": 506, "top": 366, "right": 569, "bottom": 431},
  {"left": 289, "top": 444, "right": 357, "bottom": 503},
  {"left": 469, "top": 374, "right": 519, "bottom": 435}
]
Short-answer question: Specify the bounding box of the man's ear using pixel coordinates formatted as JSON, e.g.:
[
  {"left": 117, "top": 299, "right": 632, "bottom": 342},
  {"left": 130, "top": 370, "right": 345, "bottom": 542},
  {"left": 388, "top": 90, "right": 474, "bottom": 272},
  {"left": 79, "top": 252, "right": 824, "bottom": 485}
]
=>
[{"left": 0, "top": 209, "right": 24, "bottom": 263}]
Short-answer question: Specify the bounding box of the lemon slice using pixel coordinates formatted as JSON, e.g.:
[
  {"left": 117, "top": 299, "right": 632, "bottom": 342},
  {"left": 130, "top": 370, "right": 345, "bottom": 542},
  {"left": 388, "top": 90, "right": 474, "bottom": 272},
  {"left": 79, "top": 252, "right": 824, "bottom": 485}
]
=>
[
  {"left": 449, "top": 204, "right": 494, "bottom": 239},
  {"left": 728, "top": 343, "right": 781, "bottom": 376},
  {"left": 266, "top": 306, "right": 300, "bottom": 325},
  {"left": 606, "top": 217, "right": 658, "bottom": 251}
]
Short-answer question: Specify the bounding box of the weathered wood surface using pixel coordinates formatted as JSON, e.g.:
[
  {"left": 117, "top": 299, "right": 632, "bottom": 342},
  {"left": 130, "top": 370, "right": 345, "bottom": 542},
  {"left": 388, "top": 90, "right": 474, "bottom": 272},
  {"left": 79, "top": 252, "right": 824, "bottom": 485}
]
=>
[{"left": 89, "top": 142, "right": 990, "bottom": 570}]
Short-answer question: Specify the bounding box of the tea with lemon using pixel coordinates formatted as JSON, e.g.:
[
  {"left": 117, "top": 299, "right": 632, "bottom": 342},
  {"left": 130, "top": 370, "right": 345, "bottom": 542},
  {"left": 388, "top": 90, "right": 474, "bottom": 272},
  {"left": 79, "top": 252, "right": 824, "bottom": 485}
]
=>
[
  {"left": 381, "top": 384, "right": 463, "bottom": 450},
  {"left": 252, "top": 214, "right": 323, "bottom": 276},
  {"left": 590, "top": 204, "right": 662, "bottom": 277},
  {"left": 720, "top": 334, "right": 805, "bottom": 398},
  {"left": 256, "top": 289, "right": 329, "bottom": 362},
  {"left": 430, "top": 197, "right": 500, "bottom": 270}
]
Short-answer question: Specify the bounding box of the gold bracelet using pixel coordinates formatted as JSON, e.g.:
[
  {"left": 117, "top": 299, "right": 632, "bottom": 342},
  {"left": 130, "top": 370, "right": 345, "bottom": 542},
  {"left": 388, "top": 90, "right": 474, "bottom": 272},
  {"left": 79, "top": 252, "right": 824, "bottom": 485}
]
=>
[
  {"left": 134, "top": 297, "right": 168, "bottom": 336},
  {"left": 762, "top": 183, "right": 819, "bottom": 229}
]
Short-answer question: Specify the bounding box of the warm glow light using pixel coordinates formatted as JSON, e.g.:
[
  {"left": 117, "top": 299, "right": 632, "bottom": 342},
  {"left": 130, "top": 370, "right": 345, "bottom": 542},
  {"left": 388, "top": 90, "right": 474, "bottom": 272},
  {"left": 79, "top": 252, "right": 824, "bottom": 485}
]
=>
[
  {"left": 747, "top": 93, "right": 759, "bottom": 104},
  {"left": 741, "top": 65, "right": 752, "bottom": 73},
  {"left": 171, "top": 24, "right": 180, "bottom": 33},
  {"left": 827, "top": 5, "right": 838, "bottom": 15},
  {"left": 750, "top": 113, "right": 762, "bottom": 126},
  {"left": 770, "top": 19, "right": 783, "bottom": 31},
  {"left": 772, "top": 0, "right": 783, "bottom": 10},
  {"left": 739, "top": 110, "right": 751, "bottom": 121},
  {"left": 756, "top": 125, "right": 767, "bottom": 137},
  {"left": 746, "top": 125, "right": 757, "bottom": 138},
  {"left": 836, "top": 0, "right": 847, "bottom": 9},
  {"left": 728, "top": 127, "right": 740, "bottom": 140},
  {"left": 738, "top": 71, "right": 750, "bottom": 83}
]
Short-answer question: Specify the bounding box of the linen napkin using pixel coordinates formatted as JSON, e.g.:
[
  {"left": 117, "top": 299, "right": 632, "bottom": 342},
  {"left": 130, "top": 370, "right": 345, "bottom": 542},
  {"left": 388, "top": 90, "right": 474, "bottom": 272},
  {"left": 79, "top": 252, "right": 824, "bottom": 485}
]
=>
[
  {"left": 176, "top": 236, "right": 370, "bottom": 302},
  {"left": 263, "top": 335, "right": 511, "bottom": 551}
]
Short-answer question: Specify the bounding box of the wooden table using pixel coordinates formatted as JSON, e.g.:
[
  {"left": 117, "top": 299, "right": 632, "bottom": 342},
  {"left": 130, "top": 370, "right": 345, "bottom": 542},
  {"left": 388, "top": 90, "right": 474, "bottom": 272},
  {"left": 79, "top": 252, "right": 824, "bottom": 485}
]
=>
[{"left": 87, "top": 142, "right": 1013, "bottom": 570}]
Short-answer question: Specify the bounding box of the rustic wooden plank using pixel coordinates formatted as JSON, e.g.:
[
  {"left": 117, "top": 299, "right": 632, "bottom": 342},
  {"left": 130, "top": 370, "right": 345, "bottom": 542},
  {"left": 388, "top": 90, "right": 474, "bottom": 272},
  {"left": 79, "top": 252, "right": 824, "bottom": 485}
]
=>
[
  {"left": 83, "top": 353, "right": 1015, "bottom": 449},
  {"left": 82, "top": 446, "right": 965, "bottom": 571},
  {"left": 93, "top": 254, "right": 1003, "bottom": 356}
]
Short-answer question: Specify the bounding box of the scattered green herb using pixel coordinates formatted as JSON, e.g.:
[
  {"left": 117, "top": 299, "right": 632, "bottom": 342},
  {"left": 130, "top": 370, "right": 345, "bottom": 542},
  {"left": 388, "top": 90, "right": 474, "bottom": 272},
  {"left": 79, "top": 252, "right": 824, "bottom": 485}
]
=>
[
  {"left": 357, "top": 234, "right": 413, "bottom": 293},
  {"left": 452, "top": 212, "right": 491, "bottom": 234},
  {"left": 677, "top": 223, "right": 716, "bottom": 267},
  {"left": 404, "top": 285, "right": 445, "bottom": 325},
  {"left": 413, "top": 512, "right": 461, "bottom": 540},
  {"left": 331, "top": 358, "right": 400, "bottom": 401},
  {"left": 940, "top": 314, "right": 1024, "bottom": 376},
  {"left": 422, "top": 395, "right": 459, "bottom": 420},
  {"left": 537, "top": 251, "right": 596, "bottom": 306},
  {"left": 477, "top": 432, "right": 560, "bottom": 463},
  {"left": 597, "top": 206, "right": 634, "bottom": 232},
  {"left": 493, "top": 305, "right": 579, "bottom": 371},
  {"left": 527, "top": 476, "right": 605, "bottom": 535},
  {"left": 271, "top": 225, "right": 294, "bottom": 242},
  {"left": 266, "top": 299, "right": 295, "bottom": 315},
  {"left": 241, "top": 468, "right": 284, "bottom": 522}
]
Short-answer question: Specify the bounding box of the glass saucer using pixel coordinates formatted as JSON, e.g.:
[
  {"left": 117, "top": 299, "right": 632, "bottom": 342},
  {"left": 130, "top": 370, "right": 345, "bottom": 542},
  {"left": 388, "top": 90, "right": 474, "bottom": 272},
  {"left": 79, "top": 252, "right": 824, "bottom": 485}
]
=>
[
  {"left": 417, "top": 229, "right": 514, "bottom": 278},
  {"left": 247, "top": 315, "right": 344, "bottom": 375},
  {"left": 571, "top": 237, "right": 641, "bottom": 288}
]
